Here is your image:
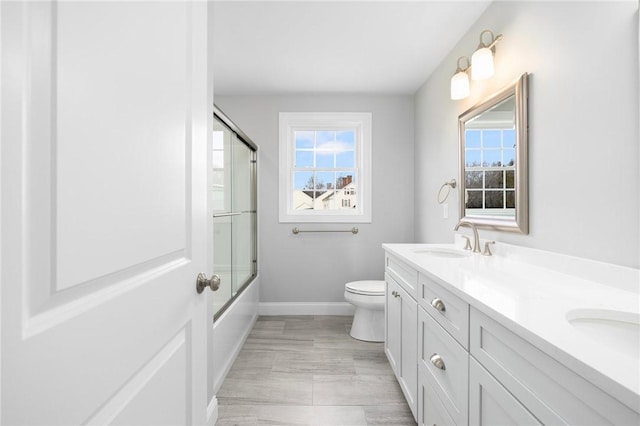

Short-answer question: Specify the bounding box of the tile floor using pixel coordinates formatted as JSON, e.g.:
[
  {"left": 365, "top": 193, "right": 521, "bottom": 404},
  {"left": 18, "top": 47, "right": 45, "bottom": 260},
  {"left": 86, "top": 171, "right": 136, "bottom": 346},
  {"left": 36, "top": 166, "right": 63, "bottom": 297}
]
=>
[{"left": 216, "top": 315, "right": 417, "bottom": 426}]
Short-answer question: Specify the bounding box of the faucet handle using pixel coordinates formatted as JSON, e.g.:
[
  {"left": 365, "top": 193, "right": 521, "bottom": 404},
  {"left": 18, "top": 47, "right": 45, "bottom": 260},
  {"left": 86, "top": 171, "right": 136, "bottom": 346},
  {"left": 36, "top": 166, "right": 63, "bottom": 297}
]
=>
[
  {"left": 461, "top": 235, "right": 472, "bottom": 251},
  {"left": 482, "top": 241, "right": 495, "bottom": 256}
]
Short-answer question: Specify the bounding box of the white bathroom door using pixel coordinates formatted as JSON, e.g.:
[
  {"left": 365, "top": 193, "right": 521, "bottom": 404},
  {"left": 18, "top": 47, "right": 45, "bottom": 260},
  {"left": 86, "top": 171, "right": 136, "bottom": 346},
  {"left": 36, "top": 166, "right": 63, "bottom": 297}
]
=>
[{"left": 1, "top": 1, "right": 211, "bottom": 424}]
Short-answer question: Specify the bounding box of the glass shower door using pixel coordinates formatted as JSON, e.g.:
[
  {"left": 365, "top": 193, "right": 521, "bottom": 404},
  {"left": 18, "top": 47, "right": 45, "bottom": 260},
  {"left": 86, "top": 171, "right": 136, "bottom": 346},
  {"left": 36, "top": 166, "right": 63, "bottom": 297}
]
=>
[{"left": 212, "top": 109, "right": 257, "bottom": 320}]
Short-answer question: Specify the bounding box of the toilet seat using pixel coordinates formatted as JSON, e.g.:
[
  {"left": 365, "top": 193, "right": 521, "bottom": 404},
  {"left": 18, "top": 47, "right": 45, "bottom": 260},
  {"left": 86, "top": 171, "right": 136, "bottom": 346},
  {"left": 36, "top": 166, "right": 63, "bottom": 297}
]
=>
[{"left": 345, "top": 280, "right": 385, "bottom": 296}]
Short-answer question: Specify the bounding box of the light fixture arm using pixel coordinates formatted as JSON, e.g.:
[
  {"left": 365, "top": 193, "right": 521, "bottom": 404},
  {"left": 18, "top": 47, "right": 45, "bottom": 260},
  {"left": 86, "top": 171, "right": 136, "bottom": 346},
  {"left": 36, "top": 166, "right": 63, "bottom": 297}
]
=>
[
  {"left": 455, "top": 56, "right": 470, "bottom": 73},
  {"left": 477, "top": 29, "right": 503, "bottom": 54}
]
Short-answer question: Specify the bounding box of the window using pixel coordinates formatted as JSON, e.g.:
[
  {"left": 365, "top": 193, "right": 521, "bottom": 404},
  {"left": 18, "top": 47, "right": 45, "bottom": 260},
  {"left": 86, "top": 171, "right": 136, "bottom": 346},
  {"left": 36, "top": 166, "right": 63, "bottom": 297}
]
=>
[
  {"left": 464, "top": 127, "right": 516, "bottom": 215},
  {"left": 279, "top": 112, "right": 372, "bottom": 223}
]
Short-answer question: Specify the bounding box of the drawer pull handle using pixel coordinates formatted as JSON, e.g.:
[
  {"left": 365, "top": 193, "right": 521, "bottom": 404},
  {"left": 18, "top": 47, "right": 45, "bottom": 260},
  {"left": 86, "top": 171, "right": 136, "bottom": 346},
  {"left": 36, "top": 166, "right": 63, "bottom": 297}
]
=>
[
  {"left": 430, "top": 298, "right": 446, "bottom": 312},
  {"left": 430, "top": 353, "right": 446, "bottom": 370}
]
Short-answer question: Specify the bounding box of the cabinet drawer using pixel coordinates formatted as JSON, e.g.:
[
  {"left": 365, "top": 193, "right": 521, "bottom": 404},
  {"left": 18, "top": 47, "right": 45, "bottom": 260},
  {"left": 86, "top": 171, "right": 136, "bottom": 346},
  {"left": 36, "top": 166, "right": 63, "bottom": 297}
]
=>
[
  {"left": 470, "top": 308, "right": 640, "bottom": 425},
  {"left": 419, "top": 306, "right": 468, "bottom": 426},
  {"left": 420, "top": 273, "right": 469, "bottom": 349},
  {"left": 469, "top": 357, "right": 541, "bottom": 425},
  {"left": 386, "top": 255, "right": 418, "bottom": 299},
  {"left": 419, "top": 365, "right": 457, "bottom": 426}
]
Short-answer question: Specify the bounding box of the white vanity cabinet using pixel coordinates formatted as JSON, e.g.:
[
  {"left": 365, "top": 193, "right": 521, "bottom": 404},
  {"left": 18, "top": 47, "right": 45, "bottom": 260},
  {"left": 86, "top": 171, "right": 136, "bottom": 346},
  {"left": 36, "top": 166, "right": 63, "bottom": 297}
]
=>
[
  {"left": 382, "top": 244, "right": 640, "bottom": 426},
  {"left": 384, "top": 255, "right": 418, "bottom": 418},
  {"left": 470, "top": 308, "right": 640, "bottom": 425}
]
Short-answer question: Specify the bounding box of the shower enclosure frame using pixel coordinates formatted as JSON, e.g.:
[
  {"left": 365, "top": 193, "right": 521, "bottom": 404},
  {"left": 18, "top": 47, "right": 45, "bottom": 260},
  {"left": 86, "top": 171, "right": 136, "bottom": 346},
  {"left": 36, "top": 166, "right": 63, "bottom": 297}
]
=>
[{"left": 212, "top": 105, "right": 258, "bottom": 322}]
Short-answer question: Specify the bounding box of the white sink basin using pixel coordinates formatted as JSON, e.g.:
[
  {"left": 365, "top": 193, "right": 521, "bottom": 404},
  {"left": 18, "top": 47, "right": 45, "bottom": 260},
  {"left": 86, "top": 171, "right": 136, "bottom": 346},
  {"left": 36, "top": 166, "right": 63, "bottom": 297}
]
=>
[
  {"left": 566, "top": 309, "right": 639, "bottom": 358},
  {"left": 412, "top": 247, "right": 472, "bottom": 259}
]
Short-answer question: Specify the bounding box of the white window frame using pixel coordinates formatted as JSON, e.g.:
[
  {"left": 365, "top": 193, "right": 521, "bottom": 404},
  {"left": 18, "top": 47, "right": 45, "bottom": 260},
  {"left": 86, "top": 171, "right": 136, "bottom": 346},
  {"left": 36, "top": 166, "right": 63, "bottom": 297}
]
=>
[{"left": 279, "top": 112, "right": 372, "bottom": 223}]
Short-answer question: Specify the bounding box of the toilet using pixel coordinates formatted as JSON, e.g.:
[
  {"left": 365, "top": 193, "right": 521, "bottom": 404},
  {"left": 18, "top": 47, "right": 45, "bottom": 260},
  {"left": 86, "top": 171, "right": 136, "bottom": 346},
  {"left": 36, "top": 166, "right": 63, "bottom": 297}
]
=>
[{"left": 344, "top": 280, "right": 386, "bottom": 342}]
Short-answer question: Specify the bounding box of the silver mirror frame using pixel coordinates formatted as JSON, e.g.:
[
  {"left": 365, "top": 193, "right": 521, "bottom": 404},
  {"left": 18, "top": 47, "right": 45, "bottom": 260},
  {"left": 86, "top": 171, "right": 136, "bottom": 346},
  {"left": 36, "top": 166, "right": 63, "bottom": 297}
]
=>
[{"left": 458, "top": 73, "right": 529, "bottom": 234}]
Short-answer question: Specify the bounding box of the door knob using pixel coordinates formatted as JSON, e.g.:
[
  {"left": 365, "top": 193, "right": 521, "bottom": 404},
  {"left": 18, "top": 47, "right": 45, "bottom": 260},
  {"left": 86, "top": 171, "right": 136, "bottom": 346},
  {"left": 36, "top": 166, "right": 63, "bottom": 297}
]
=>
[{"left": 196, "top": 273, "right": 220, "bottom": 294}]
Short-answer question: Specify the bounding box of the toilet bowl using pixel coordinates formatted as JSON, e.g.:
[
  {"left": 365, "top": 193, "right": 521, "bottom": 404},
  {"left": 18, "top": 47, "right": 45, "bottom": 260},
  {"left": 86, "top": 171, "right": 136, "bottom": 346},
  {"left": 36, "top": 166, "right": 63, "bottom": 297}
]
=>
[{"left": 344, "top": 280, "right": 385, "bottom": 342}]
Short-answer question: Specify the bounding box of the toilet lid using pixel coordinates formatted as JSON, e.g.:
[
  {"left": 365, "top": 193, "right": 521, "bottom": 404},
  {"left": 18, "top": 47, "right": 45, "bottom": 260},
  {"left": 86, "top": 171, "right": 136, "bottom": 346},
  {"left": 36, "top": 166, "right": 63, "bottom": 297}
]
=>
[{"left": 345, "top": 280, "right": 385, "bottom": 296}]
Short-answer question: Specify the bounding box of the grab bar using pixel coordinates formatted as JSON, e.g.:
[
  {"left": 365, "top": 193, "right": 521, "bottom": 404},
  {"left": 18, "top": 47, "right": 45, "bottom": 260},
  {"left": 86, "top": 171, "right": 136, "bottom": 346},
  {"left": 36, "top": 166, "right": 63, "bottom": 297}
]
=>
[
  {"left": 292, "top": 227, "right": 359, "bottom": 235},
  {"left": 213, "top": 212, "right": 242, "bottom": 218}
]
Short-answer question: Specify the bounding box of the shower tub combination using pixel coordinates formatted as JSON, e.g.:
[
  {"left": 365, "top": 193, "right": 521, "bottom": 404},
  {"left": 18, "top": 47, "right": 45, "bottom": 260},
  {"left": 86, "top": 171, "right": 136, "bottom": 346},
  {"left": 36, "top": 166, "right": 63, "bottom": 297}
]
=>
[{"left": 209, "top": 106, "right": 259, "bottom": 396}]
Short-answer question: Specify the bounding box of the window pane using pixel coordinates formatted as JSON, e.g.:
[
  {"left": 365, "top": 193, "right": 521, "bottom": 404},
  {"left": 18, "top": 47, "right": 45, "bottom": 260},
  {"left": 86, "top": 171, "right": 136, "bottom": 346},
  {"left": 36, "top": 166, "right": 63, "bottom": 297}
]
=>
[
  {"left": 483, "top": 130, "right": 501, "bottom": 148},
  {"left": 485, "top": 191, "right": 504, "bottom": 208},
  {"left": 485, "top": 171, "right": 503, "bottom": 189},
  {"left": 465, "top": 130, "right": 481, "bottom": 148},
  {"left": 503, "top": 148, "right": 515, "bottom": 167},
  {"left": 294, "top": 171, "right": 314, "bottom": 190},
  {"left": 316, "top": 130, "right": 334, "bottom": 144},
  {"left": 505, "top": 170, "right": 515, "bottom": 188},
  {"left": 336, "top": 151, "right": 355, "bottom": 168},
  {"left": 465, "top": 171, "right": 483, "bottom": 189},
  {"left": 503, "top": 129, "right": 516, "bottom": 148},
  {"left": 506, "top": 190, "right": 515, "bottom": 208},
  {"left": 316, "top": 152, "right": 334, "bottom": 168},
  {"left": 336, "top": 130, "right": 355, "bottom": 150},
  {"left": 466, "top": 190, "right": 483, "bottom": 208},
  {"left": 315, "top": 171, "right": 334, "bottom": 190},
  {"left": 483, "top": 149, "right": 502, "bottom": 167},
  {"left": 295, "top": 150, "right": 314, "bottom": 168},
  {"left": 295, "top": 131, "right": 314, "bottom": 149},
  {"left": 466, "top": 149, "right": 481, "bottom": 167},
  {"left": 336, "top": 173, "right": 355, "bottom": 189}
]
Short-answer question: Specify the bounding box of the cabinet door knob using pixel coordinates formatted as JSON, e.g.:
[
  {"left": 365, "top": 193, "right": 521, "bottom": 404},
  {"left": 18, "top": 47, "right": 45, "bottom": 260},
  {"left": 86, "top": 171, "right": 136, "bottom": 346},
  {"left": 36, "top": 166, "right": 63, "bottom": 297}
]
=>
[
  {"left": 391, "top": 290, "right": 400, "bottom": 298},
  {"left": 430, "top": 297, "right": 446, "bottom": 312},
  {"left": 430, "top": 353, "right": 446, "bottom": 370}
]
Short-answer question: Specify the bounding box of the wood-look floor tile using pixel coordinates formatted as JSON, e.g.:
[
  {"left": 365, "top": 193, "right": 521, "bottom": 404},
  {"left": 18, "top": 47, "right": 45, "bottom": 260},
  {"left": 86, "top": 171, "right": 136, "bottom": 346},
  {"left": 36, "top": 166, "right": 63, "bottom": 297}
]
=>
[
  {"left": 272, "top": 350, "right": 356, "bottom": 375},
  {"left": 364, "top": 404, "right": 417, "bottom": 425},
  {"left": 310, "top": 405, "right": 368, "bottom": 426},
  {"left": 242, "top": 335, "right": 314, "bottom": 352},
  {"left": 254, "top": 405, "right": 313, "bottom": 425},
  {"left": 218, "top": 372, "right": 313, "bottom": 406},
  {"left": 216, "top": 405, "right": 258, "bottom": 426},
  {"left": 217, "top": 316, "right": 416, "bottom": 426},
  {"left": 312, "top": 375, "right": 407, "bottom": 406},
  {"left": 352, "top": 350, "right": 395, "bottom": 376}
]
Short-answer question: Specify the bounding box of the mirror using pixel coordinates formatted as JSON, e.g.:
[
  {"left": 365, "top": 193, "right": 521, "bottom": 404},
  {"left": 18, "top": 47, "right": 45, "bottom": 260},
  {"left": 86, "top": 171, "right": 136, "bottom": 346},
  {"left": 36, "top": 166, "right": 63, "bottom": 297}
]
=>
[{"left": 458, "top": 73, "right": 529, "bottom": 233}]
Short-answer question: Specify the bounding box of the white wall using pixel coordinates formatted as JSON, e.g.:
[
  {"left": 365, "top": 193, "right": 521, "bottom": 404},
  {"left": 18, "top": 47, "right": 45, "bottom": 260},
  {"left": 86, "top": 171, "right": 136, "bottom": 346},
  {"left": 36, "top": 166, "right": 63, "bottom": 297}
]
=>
[
  {"left": 215, "top": 95, "right": 414, "bottom": 304},
  {"left": 415, "top": 1, "right": 640, "bottom": 268}
]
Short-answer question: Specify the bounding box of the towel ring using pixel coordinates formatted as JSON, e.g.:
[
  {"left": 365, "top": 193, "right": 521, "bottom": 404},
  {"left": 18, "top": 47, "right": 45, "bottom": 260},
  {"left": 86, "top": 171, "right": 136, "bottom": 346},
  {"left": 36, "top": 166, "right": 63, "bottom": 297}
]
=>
[{"left": 437, "top": 179, "right": 457, "bottom": 204}]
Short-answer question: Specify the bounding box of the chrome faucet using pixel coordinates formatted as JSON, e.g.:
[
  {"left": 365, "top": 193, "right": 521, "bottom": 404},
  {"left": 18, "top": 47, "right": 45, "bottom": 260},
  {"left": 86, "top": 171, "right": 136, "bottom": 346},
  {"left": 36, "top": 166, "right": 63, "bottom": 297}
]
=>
[{"left": 454, "top": 220, "right": 481, "bottom": 253}]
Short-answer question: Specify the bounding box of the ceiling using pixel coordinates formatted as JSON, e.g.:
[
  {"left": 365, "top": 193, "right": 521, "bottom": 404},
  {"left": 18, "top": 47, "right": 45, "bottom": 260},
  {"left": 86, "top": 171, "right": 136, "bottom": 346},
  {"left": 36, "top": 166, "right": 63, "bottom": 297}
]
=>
[{"left": 212, "top": 1, "right": 491, "bottom": 96}]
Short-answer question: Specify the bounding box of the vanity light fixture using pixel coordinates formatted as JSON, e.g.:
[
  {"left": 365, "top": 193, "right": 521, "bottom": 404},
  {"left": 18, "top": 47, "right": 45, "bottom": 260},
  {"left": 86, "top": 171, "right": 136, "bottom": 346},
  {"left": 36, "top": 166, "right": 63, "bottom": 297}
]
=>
[
  {"left": 450, "top": 56, "right": 470, "bottom": 100},
  {"left": 471, "top": 29, "right": 503, "bottom": 80}
]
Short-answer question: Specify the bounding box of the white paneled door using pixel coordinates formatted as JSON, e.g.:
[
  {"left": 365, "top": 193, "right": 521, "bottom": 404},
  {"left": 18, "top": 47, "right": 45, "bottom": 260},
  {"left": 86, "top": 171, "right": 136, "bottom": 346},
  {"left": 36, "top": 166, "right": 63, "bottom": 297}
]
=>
[{"left": 1, "top": 1, "right": 211, "bottom": 424}]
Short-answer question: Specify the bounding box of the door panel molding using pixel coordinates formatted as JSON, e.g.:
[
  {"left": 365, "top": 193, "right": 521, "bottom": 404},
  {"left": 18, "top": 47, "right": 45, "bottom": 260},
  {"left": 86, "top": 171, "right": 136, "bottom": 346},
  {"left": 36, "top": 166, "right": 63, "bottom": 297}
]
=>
[{"left": 84, "top": 325, "right": 191, "bottom": 425}]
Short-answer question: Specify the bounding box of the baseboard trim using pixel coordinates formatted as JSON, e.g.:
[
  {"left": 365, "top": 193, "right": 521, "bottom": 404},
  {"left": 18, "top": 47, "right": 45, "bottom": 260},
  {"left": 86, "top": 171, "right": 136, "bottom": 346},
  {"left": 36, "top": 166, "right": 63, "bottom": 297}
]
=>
[
  {"left": 258, "top": 302, "right": 355, "bottom": 316},
  {"left": 206, "top": 396, "right": 218, "bottom": 426}
]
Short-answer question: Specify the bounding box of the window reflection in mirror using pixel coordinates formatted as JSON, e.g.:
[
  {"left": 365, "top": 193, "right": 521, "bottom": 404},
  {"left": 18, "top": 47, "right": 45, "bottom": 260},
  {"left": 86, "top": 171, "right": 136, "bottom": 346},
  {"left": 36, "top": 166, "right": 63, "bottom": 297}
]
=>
[{"left": 458, "top": 73, "right": 528, "bottom": 233}]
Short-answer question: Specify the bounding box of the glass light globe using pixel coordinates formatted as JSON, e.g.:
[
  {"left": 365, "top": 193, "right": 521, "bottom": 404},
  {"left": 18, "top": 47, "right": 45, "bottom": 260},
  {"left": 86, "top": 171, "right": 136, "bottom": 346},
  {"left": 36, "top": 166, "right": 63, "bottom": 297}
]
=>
[
  {"left": 450, "top": 71, "right": 470, "bottom": 100},
  {"left": 471, "top": 47, "right": 494, "bottom": 80}
]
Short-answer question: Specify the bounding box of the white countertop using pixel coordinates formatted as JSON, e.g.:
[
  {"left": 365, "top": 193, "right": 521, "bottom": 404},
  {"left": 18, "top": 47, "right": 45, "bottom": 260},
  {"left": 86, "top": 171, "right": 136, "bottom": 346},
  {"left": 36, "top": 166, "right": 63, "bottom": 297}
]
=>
[{"left": 382, "top": 240, "right": 640, "bottom": 412}]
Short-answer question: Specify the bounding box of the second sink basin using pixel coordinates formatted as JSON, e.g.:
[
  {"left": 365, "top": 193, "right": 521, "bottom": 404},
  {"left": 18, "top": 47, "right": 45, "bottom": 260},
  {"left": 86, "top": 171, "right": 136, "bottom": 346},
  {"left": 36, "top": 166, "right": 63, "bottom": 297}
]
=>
[{"left": 566, "top": 308, "right": 639, "bottom": 358}]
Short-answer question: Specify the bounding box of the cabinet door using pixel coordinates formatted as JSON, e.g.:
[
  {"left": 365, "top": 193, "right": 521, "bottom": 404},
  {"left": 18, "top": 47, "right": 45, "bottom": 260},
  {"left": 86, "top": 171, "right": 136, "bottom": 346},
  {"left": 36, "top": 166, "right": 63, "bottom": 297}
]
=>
[
  {"left": 385, "top": 273, "right": 402, "bottom": 376},
  {"left": 385, "top": 273, "right": 418, "bottom": 420},
  {"left": 469, "top": 357, "right": 542, "bottom": 426},
  {"left": 399, "top": 282, "right": 418, "bottom": 419}
]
